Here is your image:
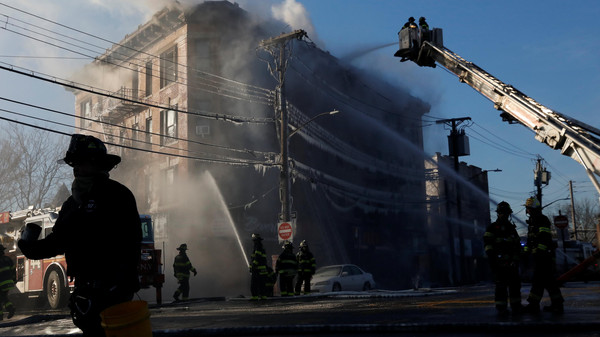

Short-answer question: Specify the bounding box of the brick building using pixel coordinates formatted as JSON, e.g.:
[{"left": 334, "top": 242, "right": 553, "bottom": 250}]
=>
[{"left": 70, "top": 1, "right": 432, "bottom": 295}]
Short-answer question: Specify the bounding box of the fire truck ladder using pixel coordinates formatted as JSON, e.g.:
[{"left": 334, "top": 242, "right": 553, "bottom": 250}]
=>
[{"left": 412, "top": 39, "right": 600, "bottom": 197}]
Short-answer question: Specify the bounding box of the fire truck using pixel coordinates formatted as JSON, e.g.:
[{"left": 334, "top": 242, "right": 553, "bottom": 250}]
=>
[
  {"left": 395, "top": 26, "right": 600, "bottom": 280},
  {"left": 0, "top": 207, "right": 164, "bottom": 309}
]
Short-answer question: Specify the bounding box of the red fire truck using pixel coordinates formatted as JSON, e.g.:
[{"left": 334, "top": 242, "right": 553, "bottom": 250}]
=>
[{"left": 0, "top": 208, "right": 164, "bottom": 309}]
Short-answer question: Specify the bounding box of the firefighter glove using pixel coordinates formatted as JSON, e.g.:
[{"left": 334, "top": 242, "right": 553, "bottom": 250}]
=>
[{"left": 193, "top": 270, "right": 197, "bottom": 276}]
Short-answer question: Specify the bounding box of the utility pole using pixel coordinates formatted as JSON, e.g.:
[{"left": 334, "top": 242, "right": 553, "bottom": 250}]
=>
[
  {"left": 259, "top": 30, "right": 307, "bottom": 228},
  {"left": 436, "top": 117, "right": 471, "bottom": 284},
  {"left": 569, "top": 180, "right": 577, "bottom": 240},
  {"left": 534, "top": 156, "right": 550, "bottom": 205}
]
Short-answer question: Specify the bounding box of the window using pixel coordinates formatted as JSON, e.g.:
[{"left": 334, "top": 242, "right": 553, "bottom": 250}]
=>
[
  {"left": 80, "top": 99, "right": 92, "bottom": 128},
  {"left": 195, "top": 39, "right": 212, "bottom": 72},
  {"left": 160, "top": 45, "right": 177, "bottom": 88},
  {"left": 132, "top": 115, "right": 140, "bottom": 145},
  {"left": 145, "top": 116, "right": 153, "bottom": 149},
  {"left": 160, "top": 107, "right": 177, "bottom": 145},
  {"left": 145, "top": 61, "right": 152, "bottom": 96}
]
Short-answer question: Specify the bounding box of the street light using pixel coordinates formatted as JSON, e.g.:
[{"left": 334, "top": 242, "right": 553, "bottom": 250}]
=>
[
  {"left": 279, "top": 109, "right": 340, "bottom": 228},
  {"left": 288, "top": 110, "right": 340, "bottom": 139}
]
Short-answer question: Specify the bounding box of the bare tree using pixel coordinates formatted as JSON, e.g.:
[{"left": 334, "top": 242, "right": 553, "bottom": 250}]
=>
[
  {"left": 554, "top": 197, "right": 599, "bottom": 245},
  {"left": 0, "top": 124, "right": 71, "bottom": 211}
]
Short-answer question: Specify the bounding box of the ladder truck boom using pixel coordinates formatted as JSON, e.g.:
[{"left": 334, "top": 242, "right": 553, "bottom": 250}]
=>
[{"left": 394, "top": 27, "right": 600, "bottom": 196}]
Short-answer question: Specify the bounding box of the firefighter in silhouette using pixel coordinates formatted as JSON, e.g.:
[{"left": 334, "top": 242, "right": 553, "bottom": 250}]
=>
[
  {"left": 484, "top": 201, "right": 523, "bottom": 316},
  {"left": 522, "top": 197, "right": 564, "bottom": 314},
  {"left": 402, "top": 16, "right": 417, "bottom": 29},
  {"left": 249, "top": 234, "right": 269, "bottom": 300},
  {"left": 295, "top": 240, "right": 316, "bottom": 295},
  {"left": 173, "top": 243, "right": 197, "bottom": 301},
  {"left": 0, "top": 244, "right": 15, "bottom": 320},
  {"left": 18, "top": 134, "right": 142, "bottom": 336},
  {"left": 418, "top": 17, "right": 429, "bottom": 30},
  {"left": 276, "top": 241, "right": 297, "bottom": 296}
]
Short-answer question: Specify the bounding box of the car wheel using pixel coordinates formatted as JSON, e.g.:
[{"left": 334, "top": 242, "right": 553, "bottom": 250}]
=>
[
  {"left": 363, "top": 282, "right": 371, "bottom": 291},
  {"left": 332, "top": 283, "right": 341, "bottom": 292}
]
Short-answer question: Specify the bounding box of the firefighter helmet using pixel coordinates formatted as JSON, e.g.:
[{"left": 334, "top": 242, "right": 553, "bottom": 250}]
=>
[
  {"left": 408, "top": 17, "right": 415, "bottom": 22},
  {"left": 177, "top": 243, "right": 188, "bottom": 251},
  {"left": 419, "top": 17, "right": 426, "bottom": 22},
  {"left": 524, "top": 197, "right": 541, "bottom": 209},
  {"left": 252, "top": 233, "right": 263, "bottom": 241},
  {"left": 496, "top": 201, "right": 513, "bottom": 214},
  {"left": 60, "top": 134, "right": 121, "bottom": 170},
  {"left": 282, "top": 241, "right": 293, "bottom": 249},
  {"left": 299, "top": 240, "right": 308, "bottom": 248}
]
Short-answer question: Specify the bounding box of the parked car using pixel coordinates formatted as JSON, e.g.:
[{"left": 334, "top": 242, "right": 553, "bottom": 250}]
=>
[{"left": 310, "top": 264, "right": 375, "bottom": 292}]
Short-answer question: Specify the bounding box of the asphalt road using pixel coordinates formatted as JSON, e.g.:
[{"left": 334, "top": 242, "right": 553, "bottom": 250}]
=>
[{"left": 1, "top": 282, "right": 600, "bottom": 336}]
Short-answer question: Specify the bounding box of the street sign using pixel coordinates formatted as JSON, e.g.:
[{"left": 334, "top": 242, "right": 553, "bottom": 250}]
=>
[
  {"left": 554, "top": 215, "right": 569, "bottom": 229},
  {"left": 278, "top": 221, "right": 293, "bottom": 242}
]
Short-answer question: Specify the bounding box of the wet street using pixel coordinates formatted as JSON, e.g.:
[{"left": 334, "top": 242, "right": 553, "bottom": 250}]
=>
[{"left": 1, "top": 282, "right": 600, "bottom": 336}]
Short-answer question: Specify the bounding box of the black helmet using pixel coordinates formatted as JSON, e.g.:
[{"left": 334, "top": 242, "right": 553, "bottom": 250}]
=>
[
  {"left": 60, "top": 134, "right": 121, "bottom": 171},
  {"left": 419, "top": 17, "right": 426, "bottom": 22},
  {"left": 252, "top": 233, "right": 263, "bottom": 241},
  {"left": 282, "top": 241, "right": 293, "bottom": 249},
  {"left": 408, "top": 17, "right": 415, "bottom": 22},
  {"left": 177, "top": 243, "right": 188, "bottom": 251},
  {"left": 496, "top": 201, "right": 513, "bottom": 214}
]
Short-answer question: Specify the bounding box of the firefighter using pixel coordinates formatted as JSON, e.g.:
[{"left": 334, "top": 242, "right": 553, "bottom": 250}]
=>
[
  {"left": 522, "top": 197, "right": 564, "bottom": 314},
  {"left": 418, "top": 17, "right": 429, "bottom": 30},
  {"left": 173, "top": 243, "right": 197, "bottom": 301},
  {"left": 0, "top": 244, "right": 15, "bottom": 320},
  {"left": 483, "top": 201, "right": 523, "bottom": 316},
  {"left": 249, "top": 234, "right": 269, "bottom": 300},
  {"left": 295, "top": 240, "right": 316, "bottom": 295},
  {"left": 402, "top": 17, "right": 417, "bottom": 29},
  {"left": 276, "top": 241, "right": 297, "bottom": 297},
  {"left": 18, "top": 134, "right": 142, "bottom": 336}
]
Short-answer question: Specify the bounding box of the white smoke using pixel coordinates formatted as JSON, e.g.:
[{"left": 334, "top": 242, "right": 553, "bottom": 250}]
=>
[{"left": 269, "top": 0, "right": 322, "bottom": 46}]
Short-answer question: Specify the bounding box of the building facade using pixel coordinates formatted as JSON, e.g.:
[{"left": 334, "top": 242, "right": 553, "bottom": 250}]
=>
[{"left": 71, "top": 1, "right": 432, "bottom": 295}]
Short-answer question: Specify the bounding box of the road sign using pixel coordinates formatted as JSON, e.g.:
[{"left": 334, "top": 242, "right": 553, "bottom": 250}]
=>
[
  {"left": 278, "top": 222, "right": 293, "bottom": 242},
  {"left": 554, "top": 215, "right": 569, "bottom": 229}
]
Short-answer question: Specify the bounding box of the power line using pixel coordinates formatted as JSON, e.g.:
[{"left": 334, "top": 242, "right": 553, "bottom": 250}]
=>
[
  {"left": 0, "top": 96, "right": 277, "bottom": 159},
  {"left": 0, "top": 114, "right": 278, "bottom": 168},
  {"left": 0, "top": 62, "right": 274, "bottom": 124}
]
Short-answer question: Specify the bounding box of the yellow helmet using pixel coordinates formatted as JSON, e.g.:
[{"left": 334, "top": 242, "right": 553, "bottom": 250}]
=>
[{"left": 524, "top": 197, "right": 541, "bottom": 209}]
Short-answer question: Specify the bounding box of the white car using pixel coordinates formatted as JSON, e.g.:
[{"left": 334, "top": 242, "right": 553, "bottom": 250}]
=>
[{"left": 310, "top": 264, "right": 375, "bottom": 292}]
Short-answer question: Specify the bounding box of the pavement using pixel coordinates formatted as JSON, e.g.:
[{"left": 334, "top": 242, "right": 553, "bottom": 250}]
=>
[{"left": 0, "top": 282, "right": 599, "bottom": 336}]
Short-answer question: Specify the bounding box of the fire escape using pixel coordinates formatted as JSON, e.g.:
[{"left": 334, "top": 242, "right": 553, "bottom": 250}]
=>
[{"left": 91, "top": 7, "right": 185, "bottom": 154}]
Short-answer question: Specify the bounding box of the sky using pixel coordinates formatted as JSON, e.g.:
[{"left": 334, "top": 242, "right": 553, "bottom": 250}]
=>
[{"left": 0, "top": 0, "right": 599, "bottom": 233}]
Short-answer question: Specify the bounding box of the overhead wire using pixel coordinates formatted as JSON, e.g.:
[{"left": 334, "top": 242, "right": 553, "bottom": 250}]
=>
[
  {"left": 0, "top": 6, "right": 275, "bottom": 113},
  {"left": 0, "top": 113, "right": 278, "bottom": 168},
  {"left": 0, "top": 96, "right": 277, "bottom": 159}
]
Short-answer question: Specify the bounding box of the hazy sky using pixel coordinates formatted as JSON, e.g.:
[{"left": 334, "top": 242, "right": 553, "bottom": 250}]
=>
[{"left": 0, "top": 0, "right": 599, "bottom": 232}]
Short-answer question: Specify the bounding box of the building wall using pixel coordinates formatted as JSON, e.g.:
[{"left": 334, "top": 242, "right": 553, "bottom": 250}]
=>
[{"left": 72, "top": 2, "right": 434, "bottom": 295}]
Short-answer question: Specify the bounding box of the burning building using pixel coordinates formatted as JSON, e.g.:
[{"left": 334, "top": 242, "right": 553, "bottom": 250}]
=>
[{"left": 70, "top": 1, "right": 433, "bottom": 296}]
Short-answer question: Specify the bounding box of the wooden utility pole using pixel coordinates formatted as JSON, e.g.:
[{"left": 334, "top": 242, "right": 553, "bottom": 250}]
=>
[
  {"left": 569, "top": 180, "right": 577, "bottom": 240},
  {"left": 259, "top": 30, "right": 307, "bottom": 225},
  {"left": 436, "top": 117, "right": 471, "bottom": 284}
]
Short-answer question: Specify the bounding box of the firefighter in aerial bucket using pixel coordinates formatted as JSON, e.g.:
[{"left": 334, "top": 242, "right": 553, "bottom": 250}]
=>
[
  {"left": 173, "top": 243, "right": 197, "bottom": 301},
  {"left": 18, "top": 134, "right": 142, "bottom": 336}
]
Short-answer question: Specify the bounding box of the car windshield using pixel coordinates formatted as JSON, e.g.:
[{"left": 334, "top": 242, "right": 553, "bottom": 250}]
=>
[{"left": 316, "top": 266, "right": 342, "bottom": 277}]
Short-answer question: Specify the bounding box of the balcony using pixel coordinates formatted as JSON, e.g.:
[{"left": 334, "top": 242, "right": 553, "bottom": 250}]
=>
[{"left": 97, "top": 87, "right": 147, "bottom": 123}]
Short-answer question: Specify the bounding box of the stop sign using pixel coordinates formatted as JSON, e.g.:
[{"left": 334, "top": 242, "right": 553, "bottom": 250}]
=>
[
  {"left": 278, "top": 222, "right": 293, "bottom": 241},
  {"left": 554, "top": 215, "right": 568, "bottom": 229}
]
